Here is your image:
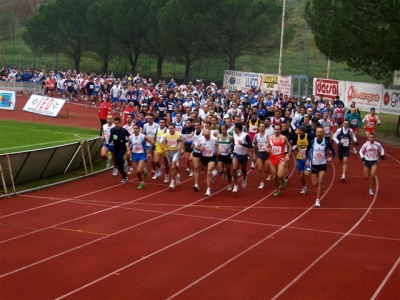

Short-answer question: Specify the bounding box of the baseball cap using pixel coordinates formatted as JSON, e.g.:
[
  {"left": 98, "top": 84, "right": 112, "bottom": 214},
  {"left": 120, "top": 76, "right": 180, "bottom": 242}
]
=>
[
  {"left": 298, "top": 125, "right": 306, "bottom": 132},
  {"left": 370, "top": 107, "right": 375, "bottom": 111}
]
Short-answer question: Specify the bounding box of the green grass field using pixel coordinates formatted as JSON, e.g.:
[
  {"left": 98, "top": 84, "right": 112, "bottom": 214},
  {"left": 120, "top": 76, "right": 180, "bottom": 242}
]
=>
[{"left": 0, "top": 120, "right": 98, "bottom": 155}]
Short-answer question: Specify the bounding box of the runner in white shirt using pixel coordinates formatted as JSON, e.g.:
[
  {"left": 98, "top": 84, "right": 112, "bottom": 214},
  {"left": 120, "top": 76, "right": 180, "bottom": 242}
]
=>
[
  {"left": 143, "top": 113, "right": 159, "bottom": 175},
  {"left": 253, "top": 122, "right": 273, "bottom": 189},
  {"left": 359, "top": 132, "right": 385, "bottom": 196},
  {"left": 194, "top": 129, "right": 219, "bottom": 196},
  {"left": 101, "top": 114, "right": 117, "bottom": 176},
  {"left": 123, "top": 114, "right": 135, "bottom": 174},
  {"left": 110, "top": 84, "right": 121, "bottom": 112}
]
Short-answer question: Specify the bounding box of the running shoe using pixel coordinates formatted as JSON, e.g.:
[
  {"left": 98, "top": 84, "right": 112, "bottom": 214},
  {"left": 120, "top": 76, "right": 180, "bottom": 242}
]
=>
[
  {"left": 258, "top": 182, "right": 264, "bottom": 190},
  {"left": 121, "top": 177, "right": 128, "bottom": 184},
  {"left": 164, "top": 175, "right": 169, "bottom": 183},
  {"left": 281, "top": 179, "right": 286, "bottom": 189},
  {"left": 251, "top": 162, "right": 255, "bottom": 169},
  {"left": 369, "top": 189, "right": 374, "bottom": 196},
  {"left": 127, "top": 167, "right": 134, "bottom": 175},
  {"left": 152, "top": 173, "right": 158, "bottom": 180},
  {"left": 242, "top": 178, "right": 247, "bottom": 188},
  {"left": 227, "top": 184, "right": 232, "bottom": 191},
  {"left": 300, "top": 187, "right": 308, "bottom": 194},
  {"left": 353, "top": 148, "right": 358, "bottom": 154},
  {"left": 205, "top": 188, "right": 211, "bottom": 197},
  {"left": 273, "top": 189, "right": 280, "bottom": 197},
  {"left": 341, "top": 174, "right": 345, "bottom": 181},
  {"left": 193, "top": 184, "right": 200, "bottom": 191},
  {"left": 189, "top": 170, "right": 194, "bottom": 177},
  {"left": 232, "top": 185, "right": 239, "bottom": 193},
  {"left": 112, "top": 168, "right": 118, "bottom": 176},
  {"left": 137, "top": 182, "right": 145, "bottom": 190},
  {"left": 266, "top": 175, "right": 272, "bottom": 181},
  {"left": 169, "top": 180, "right": 175, "bottom": 189},
  {"left": 237, "top": 170, "right": 242, "bottom": 177},
  {"left": 315, "top": 199, "right": 321, "bottom": 207},
  {"left": 186, "top": 168, "right": 190, "bottom": 172}
]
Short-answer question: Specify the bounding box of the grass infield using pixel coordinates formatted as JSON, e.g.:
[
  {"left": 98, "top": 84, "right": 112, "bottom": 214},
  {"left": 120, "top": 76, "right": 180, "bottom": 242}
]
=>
[{"left": 0, "top": 120, "right": 98, "bottom": 155}]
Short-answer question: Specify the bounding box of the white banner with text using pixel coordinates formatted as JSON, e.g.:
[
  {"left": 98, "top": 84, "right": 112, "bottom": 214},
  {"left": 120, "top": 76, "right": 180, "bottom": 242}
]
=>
[
  {"left": 23, "top": 95, "right": 67, "bottom": 117},
  {"left": 381, "top": 89, "right": 400, "bottom": 115}
]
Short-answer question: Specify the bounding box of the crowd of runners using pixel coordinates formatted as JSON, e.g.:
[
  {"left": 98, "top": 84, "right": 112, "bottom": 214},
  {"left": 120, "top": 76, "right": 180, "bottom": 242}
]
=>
[{"left": 38, "top": 71, "right": 385, "bottom": 207}]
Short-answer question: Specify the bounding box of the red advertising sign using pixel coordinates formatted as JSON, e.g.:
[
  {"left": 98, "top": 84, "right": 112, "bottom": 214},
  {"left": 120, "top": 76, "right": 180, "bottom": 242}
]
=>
[{"left": 315, "top": 79, "right": 339, "bottom": 99}]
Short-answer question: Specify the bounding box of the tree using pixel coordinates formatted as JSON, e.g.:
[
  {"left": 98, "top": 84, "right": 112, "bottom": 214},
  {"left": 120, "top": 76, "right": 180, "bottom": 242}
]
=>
[
  {"left": 87, "top": 0, "right": 114, "bottom": 73},
  {"left": 158, "top": 0, "right": 210, "bottom": 82},
  {"left": 305, "top": 0, "right": 400, "bottom": 83},
  {"left": 0, "top": 7, "right": 12, "bottom": 42},
  {"left": 109, "top": 0, "right": 148, "bottom": 74},
  {"left": 142, "top": 0, "right": 169, "bottom": 81},
  {"left": 23, "top": 0, "right": 92, "bottom": 71},
  {"left": 193, "top": 0, "right": 294, "bottom": 70}
]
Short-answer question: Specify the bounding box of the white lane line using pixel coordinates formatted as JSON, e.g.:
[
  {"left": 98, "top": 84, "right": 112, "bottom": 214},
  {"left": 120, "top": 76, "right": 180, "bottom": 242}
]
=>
[{"left": 370, "top": 256, "right": 400, "bottom": 300}]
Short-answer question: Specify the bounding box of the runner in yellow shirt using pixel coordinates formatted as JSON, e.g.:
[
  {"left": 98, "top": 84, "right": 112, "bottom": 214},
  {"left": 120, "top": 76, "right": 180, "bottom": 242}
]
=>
[{"left": 160, "top": 123, "right": 185, "bottom": 189}]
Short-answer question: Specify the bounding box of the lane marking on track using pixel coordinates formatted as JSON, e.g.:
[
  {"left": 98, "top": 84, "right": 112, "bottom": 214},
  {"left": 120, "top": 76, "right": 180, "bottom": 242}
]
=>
[
  {"left": 51, "top": 227, "right": 109, "bottom": 237},
  {"left": 270, "top": 176, "right": 380, "bottom": 300},
  {"left": 164, "top": 161, "right": 336, "bottom": 300},
  {"left": 370, "top": 256, "right": 400, "bottom": 300}
]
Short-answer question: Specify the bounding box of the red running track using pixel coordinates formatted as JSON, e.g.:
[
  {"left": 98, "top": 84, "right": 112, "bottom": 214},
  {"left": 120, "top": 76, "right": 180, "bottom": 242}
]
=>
[{"left": 0, "top": 96, "right": 399, "bottom": 299}]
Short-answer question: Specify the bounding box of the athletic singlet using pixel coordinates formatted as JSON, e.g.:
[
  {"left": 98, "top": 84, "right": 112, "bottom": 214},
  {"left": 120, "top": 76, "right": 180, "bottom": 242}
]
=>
[
  {"left": 218, "top": 134, "right": 231, "bottom": 156},
  {"left": 155, "top": 127, "right": 167, "bottom": 151},
  {"left": 254, "top": 132, "right": 268, "bottom": 153},
  {"left": 269, "top": 135, "right": 285, "bottom": 158},
  {"left": 310, "top": 139, "right": 327, "bottom": 166},
  {"left": 192, "top": 130, "right": 203, "bottom": 153},
  {"left": 103, "top": 124, "right": 115, "bottom": 145},
  {"left": 296, "top": 133, "right": 309, "bottom": 160},
  {"left": 161, "top": 132, "right": 182, "bottom": 151},
  {"left": 130, "top": 133, "right": 146, "bottom": 154}
]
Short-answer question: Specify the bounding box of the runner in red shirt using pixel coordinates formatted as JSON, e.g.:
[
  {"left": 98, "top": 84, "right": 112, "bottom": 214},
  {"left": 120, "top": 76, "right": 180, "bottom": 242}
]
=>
[
  {"left": 362, "top": 108, "right": 381, "bottom": 136},
  {"left": 45, "top": 76, "right": 56, "bottom": 97},
  {"left": 122, "top": 102, "right": 135, "bottom": 125},
  {"left": 98, "top": 97, "right": 111, "bottom": 136},
  {"left": 267, "top": 124, "right": 292, "bottom": 197}
]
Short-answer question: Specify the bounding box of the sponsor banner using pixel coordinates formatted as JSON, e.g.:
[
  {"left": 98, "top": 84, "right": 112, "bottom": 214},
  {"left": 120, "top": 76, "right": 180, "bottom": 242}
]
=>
[
  {"left": 381, "top": 89, "right": 400, "bottom": 115},
  {"left": 313, "top": 78, "right": 346, "bottom": 100},
  {"left": 0, "top": 81, "right": 41, "bottom": 93},
  {"left": 344, "top": 81, "right": 383, "bottom": 113},
  {"left": 0, "top": 90, "right": 16, "bottom": 110},
  {"left": 23, "top": 95, "right": 67, "bottom": 117},
  {"left": 224, "top": 70, "right": 292, "bottom": 95}
]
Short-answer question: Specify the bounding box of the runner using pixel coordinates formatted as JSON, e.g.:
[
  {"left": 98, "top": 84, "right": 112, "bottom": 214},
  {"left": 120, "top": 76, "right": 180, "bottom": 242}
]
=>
[
  {"left": 231, "top": 123, "right": 253, "bottom": 193},
  {"left": 143, "top": 113, "right": 159, "bottom": 175},
  {"left": 215, "top": 124, "right": 234, "bottom": 190},
  {"left": 332, "top": 120, "right": 358, "bottom": 181},
  {"left": 362, "top": 107, "right": 381, "bottom": 136},
  {"left": 108, "top": 117, "right": 130, "bottom": 183},
  {"left": 160, "top": 123, "right": 185, "bottom": 189},
  {"left": 152, "top": 118, "right": 169, "bottom": 182},
  {"left": 191, "top": 120, "right": 204, "bottom": 191},
  {"left": 194, "top": 129, "right": 219, "bottom": 196},
  {"left": 345, "top": 107, "right": 362, "bottom": 154},
  {"left": 127, "top": 124, "right": 153, "bottom": 189},
  {"left": 359, "top": 132, "right": 385, "bottom": 196},
  {"left": 291, "top": 125, "right": 313, "bottom": 194},
  {"left": 181, "top": 119, "right": 195, "bottom": 177},
  {"left": 246, "top": 112, "right": 259, "bottom": 169},
  {"left": 267, "top": 124, "right": 292, "bottom": 196},
  {"left": 101, "top": 114, "right": 118, "bottom": 175},
  {"left": 306, "top": 127, "right": 336, "bottom": 207},
  {"left": 253, "top": 122, "right": 273, "bottom": 189}
]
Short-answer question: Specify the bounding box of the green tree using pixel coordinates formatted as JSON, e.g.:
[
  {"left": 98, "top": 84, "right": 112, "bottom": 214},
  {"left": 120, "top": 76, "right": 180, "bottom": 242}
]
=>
[
  {"left": 0, "top": 7, "right": 12, "bottom": 41},
  {"left": 194, "top": 0, "right": 293, "bottom": 70},
  {"left": 23, "top": 0, "right": 92, "bottom": 71},
  {"left": 109, "top": 0, "right": 148, "bottom": 74},
  {"left": 142, "top": 0, "right": 169, "bottom": 81},
  {"left": 305, "top": 0, "right": 400, "bottom": 83},
  {"left": 87, "top": 0, "right": 114, "bottom": 73},
  {"left": 158, "top": 0, "right": 210, "bottom": 82}
]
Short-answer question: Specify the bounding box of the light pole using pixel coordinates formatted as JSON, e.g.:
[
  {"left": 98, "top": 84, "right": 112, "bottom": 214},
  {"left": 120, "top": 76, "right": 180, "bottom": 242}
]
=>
[{"left": 278, "top": 0, "right": 286, "bottom": 76}]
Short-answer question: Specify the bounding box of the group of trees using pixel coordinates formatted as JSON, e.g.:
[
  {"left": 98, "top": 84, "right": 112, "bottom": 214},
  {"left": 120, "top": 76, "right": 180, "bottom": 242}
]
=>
[
  {"left": 306, "top": 0, "right": 400, "bottom": 84},
  {"left": 22, "top": 0, "right": 292, "bottom": 81}
]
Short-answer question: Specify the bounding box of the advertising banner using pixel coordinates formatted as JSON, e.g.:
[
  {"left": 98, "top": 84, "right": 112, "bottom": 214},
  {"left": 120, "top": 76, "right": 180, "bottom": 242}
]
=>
[
  {"left": 224, "top": 70, "right": 292, "bottom": 95},
  {"left": 313, "top": 78, "right": 346, "bottom": 100},
  {"left": 0, "top": 90, "right": 16, "bottom": 110},
  {"left": 381, "top": 89, "right": 400, "bottom": 115},
  {"left": 23, "top": 95, "right": 67, "bottom": 117},
  {"left": 344, "top": 81, "right": 383, "bottom": 112}
]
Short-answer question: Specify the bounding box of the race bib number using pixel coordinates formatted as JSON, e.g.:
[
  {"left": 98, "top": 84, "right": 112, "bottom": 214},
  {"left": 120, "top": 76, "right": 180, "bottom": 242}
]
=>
[
  {"left": 133, "top": 146, "right": 142, "bottom": 153},
  {"left": 313, "top": 151, "right": 324, "bottom": 160},
  {"left": 324, "top": 126, "right": 330, "bottom": 134},
  {"left": 167, "top": 139, "right": 178, "bottom": 148},
  {"left": 342, "top": 138, "right": 349, "bottom": 147},
  {"left": 300, "top": 148, "right": 306, "bottom": 158},
  {"left": 351, "top": 119, "right": 357, "bottom": 125},
  {"left": 113, "top": 134, "right": 118, "bottom": 140},
  {"left": 336, "top": 113, "right": 342, "bottom": 118},
  {"left": 271, "top": 146, "right": 282, "bottom": 155},
  {"left": 368, "top": 121, "right": 374, "bottom": 128},
  {"left": 258, "top": 142, "right": 267, "bottom": 152},
  {"left": 219, "top": 144, "right": 229, "bottom": 154},
  {"left": 89, "top": 85, "right": 94, "bottom": 89},
  {"left": 202, "top": 146, "right": 213, "bottom": 157}
]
